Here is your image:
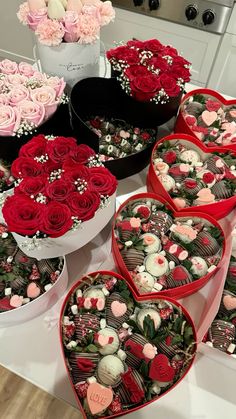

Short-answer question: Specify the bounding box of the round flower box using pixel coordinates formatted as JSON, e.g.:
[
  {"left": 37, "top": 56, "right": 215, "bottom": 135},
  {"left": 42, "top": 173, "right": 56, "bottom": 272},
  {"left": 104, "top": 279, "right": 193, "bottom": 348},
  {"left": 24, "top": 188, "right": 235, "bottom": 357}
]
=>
[
  {"left": 0, "top": 59, "right": 69, "bottom": 163},
  {"left": 147, "top": 133, "right": 236, "bottom": 220},
  {"left": 70, "top": 77, "right": 180, "bottom": 179},
  {"left": 2, "top": 135, "right": 117, "bottom": 260},
  {"left": 59, "top": 270, "right": 197, "bottom": 418},
  {"left": 112, "top": 193, "right": 226, "bottom": 299},
  {"left": 0, "top": 222, "right": 68, "bottom": 327}
]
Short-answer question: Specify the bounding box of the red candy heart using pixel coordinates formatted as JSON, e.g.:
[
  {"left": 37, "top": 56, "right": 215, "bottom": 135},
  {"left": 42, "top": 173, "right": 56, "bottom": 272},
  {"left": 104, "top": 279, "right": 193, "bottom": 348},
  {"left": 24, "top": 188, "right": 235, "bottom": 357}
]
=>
[{"left": 149, "top": 354, "right": 176, "bottom": 382}]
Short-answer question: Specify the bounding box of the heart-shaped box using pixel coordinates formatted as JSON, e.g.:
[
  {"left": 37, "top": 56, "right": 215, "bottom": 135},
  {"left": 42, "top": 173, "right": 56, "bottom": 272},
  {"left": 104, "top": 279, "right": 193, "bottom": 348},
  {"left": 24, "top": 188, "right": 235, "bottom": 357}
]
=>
[
  {"left": 112, "top": 192, "right": 225, "bottom": 299},
  {"left": 59, "top": 270, "right": 197, "bottom": 418},
  {"left": 174, "top": 88, "right": 236, "bottom": 149},
  {"left": 147, "top": 133, "right": 236, "bottom": 220},
  {"left": 70, "top": 77, "right": 181, "bottom": 180}
]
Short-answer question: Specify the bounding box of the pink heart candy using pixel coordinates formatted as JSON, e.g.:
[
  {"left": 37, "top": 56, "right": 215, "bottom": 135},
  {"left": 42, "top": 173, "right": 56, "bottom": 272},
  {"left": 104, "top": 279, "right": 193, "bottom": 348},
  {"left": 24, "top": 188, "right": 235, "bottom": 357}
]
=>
[
  {"left": 27, "top": 282, "right": 41, "bottom": 299},
  {"left": 98, "top": 334, "right": 110, "bottom": 347},
  {"left": 185, "top": 115, "right": 196, "bottom": 126},
  {"left": 10, "top": 295, "right": 23, "bottom": 308},
  {"left": 111, "top": 300, "right": 127, "bottom": 317},
  {"left": 201, "top": 110, "right": 218, "bottom": 126},
  {"left": 87, "top": 383, "right": 113, "bottom": 415}
]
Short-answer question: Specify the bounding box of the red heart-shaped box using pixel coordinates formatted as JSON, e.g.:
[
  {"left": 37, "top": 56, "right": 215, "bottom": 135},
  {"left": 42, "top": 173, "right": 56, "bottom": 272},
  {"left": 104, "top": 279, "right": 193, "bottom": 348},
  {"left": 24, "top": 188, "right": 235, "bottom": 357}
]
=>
[
  {"left": 59, "top": 270, "right": 197, "bottom": 418},
  {"left": 174, "top": 88, "right": 236, "bottom": 150},
  {"left": 112, "top": 192, "right": 225, "bottom": 299},
  {"left": 147, "top": 133, "right": 236, "bottom": 220}
]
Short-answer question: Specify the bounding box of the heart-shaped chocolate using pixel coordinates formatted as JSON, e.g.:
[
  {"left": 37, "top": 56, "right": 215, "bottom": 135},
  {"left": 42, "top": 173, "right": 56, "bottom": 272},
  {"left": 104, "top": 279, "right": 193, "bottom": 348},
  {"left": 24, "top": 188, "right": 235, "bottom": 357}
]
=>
[
  {"left": 223, "top": 294, "right": 236, "bottom": 311},
  {"left": 112, "top": 192, "right": 225, "bottom": 299},
  {"left": 175, "top": 88, "right": 236, "bottom": 148},
  {"left": 147, "top": 133, "right": 236, "bottom": 219},
  {"left": 60, "top": 271, "right": 197, "bottom": 418}
]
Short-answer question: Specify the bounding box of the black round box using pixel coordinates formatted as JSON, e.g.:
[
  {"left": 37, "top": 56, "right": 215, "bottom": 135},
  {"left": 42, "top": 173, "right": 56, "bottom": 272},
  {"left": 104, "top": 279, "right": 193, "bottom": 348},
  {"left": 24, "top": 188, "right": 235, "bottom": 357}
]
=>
[{"left": 70, "top": 77, "right": 182, "bottom": 180}]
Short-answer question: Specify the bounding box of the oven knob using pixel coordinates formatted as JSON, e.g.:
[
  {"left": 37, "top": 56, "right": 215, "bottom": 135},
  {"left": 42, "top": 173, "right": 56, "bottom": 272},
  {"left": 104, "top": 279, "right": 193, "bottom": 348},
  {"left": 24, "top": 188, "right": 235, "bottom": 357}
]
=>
[
  {"left": 202, "top": 9, "right": 215, "bottom": 25},
  {"left": 149, "top": 0, "right": 160, "bottom": 11},
  {"left": 133, "top": 0, "right": 144, "bottom": 6},
  {"left": 185, "top": 5, "right": 198, "bottom": 21}
]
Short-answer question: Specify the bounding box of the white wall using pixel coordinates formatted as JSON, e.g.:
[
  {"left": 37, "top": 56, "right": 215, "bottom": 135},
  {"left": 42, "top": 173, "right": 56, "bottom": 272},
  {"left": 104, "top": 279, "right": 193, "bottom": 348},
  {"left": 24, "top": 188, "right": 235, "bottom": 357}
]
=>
[{"left": 0, "top": 0, "right": 34, "bottom": 62}]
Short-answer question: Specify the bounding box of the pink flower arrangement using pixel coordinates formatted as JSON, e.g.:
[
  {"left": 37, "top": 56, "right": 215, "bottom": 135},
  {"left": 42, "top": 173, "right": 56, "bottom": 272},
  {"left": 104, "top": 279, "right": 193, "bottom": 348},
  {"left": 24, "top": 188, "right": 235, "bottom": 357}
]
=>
[
  {"left": 17, "top": 0, "right": 115, "bottom": 46},
  {"left": 0, "top": 59, "right": 66, "bottom": 137}
]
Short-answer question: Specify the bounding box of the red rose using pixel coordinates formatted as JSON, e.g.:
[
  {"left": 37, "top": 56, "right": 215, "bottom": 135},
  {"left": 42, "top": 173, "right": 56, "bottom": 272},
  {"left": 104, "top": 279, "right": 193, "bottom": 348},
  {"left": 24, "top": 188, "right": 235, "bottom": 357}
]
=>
[
  {"left": 11, "top": 157, "right": 42, "bottom": 178},
  {"left": 143, "top": 39, "right": 165, "bottom": 54},
  {"left": 46, "top": 179, "right": 75, "bottom": 202},
  {"left": 130, "top": 74, "right": 161, "bottom": 102},
  {"left": 202, "top": 172, "right": 215, "bottom": 184},
  {"left": 185, "top": 179, "right": 197, "bottom": 189},
  {"left": 19, "top": 134, "right": 47, "bottom": 158},
  {"left": 107, "top": 46, "right": 140, "bottom": 65},
  {"left": 124, "top": 65, "right": 150, "bottom": 81},
  {"left": 41, "top": 201, "right": 73, "bottom": 238},
  {"left": 2, "top": 195, "right": 43, "bottom": 236},
  {"left": 163, "top": 150, "right": 177, "bottom": 164},
  {"left": 42, "top": 159, "right": 61, "bottom": 175},
  {"left": 127, "top": 40, "right": 145, "bottom": 49},
  {"left": 46, "top": 136, "right": 77, "bottom": 163},
  {"left": 163, "top": 45, "right": 178, "bottom": 57},
  {"left": 172, "top": 55, "right": 191, "bottom": 67},
  {"left": 170, "top": 65, "right": 191, "bottom": 82},
  {"left": 67, "top": 190, "right": 100, "bottom": 220},
  {"left": 69, "top": 144, "right": 96, "bottom": 165},
  {"left": 63, "top": 164, "right": 91, "bottom": 182},
  {"left": 88, "top": 167, "right": 117, "bottom": 196},
  {"left": 159, "top": 74, "right": 181, "bottom": 97},
  {"left": 147, "top": 57, "right": 169, "bottom": 72},
  {"left": 141, "top": 132, "right": 151, "bottom": 141},
  {"left": 15, "top": 176, "right": 46, "bottom": 196}
]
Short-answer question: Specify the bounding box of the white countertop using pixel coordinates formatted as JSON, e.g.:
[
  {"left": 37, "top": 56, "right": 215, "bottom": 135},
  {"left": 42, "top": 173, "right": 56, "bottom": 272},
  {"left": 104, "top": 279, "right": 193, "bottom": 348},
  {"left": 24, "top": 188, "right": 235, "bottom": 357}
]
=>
[{"left": 0, "top": 81, "right": 236, "bottom": 418}]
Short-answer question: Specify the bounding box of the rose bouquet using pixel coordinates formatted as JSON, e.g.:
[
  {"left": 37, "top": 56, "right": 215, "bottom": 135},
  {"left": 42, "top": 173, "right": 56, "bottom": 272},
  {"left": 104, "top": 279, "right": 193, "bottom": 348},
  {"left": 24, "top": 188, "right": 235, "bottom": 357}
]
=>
[
  {"left": 0, "top": 58, "right": 66, "bottom": 137},
  {"left": 106, "top": 39, "right": 191, "bottom": 104},
  {"left": 17, "top": 0, "right": 115, "bottom": 46},
  {"left": 2, "top": 134, "right": 117, "bottom": 259}
]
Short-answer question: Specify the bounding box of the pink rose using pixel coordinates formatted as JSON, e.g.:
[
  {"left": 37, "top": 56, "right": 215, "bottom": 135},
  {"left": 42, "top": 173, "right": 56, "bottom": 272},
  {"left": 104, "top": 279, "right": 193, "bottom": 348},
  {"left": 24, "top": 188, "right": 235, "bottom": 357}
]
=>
[
  {"left": 99, "top": 1, "right": 115, "bottom": 26},
  {"left": 45, "top": 76, "right": 66, "bottom": 98},
  {"left": 0, "top": 94, "right": 9, "bottom": 106},
  {"left": 6, "top": 74, "right": 28, "bottom": 86},
  {"left": 78, "top": 14, "right": 100, "bottom": 44},
  {"left": 8, "top": 86, "right": 30, "bottom": 107},
  {"left": 30, "top": 86, "right": 58, "bottom": 119},
  {"left": 0, "top": 105, "right": 21, "bottom": 136},
  {"left": 18, "top": 62, "right": 35, "bottom": 77},
  {"left": 0, "top": 59, "right": 18, "bottom": 75},
  {"left": 16, "top": 100, "right": 45, "bottom": 127},
  {"left": 27, "top": 8, "right": 47, "bottom": 31},
  {"left": 63, "top": 11, "right": 80, "bottom": 43}
]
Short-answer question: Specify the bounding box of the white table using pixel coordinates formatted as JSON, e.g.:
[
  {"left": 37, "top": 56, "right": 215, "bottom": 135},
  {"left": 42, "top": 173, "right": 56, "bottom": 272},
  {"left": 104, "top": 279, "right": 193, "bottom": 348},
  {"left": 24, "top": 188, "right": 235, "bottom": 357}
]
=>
[{"left": 0, "top": 83, "right": 236, "bottom": 419}]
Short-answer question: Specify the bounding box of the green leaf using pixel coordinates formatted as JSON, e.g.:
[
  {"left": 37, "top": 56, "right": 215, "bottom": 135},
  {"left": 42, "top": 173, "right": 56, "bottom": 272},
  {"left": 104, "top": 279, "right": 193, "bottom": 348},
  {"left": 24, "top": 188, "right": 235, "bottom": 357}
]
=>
[
  {"left": 173, "top": 316, "right": 184, "bottom": 334},
  {"left": 139, "top": 361, "right": 150, "bottom": 379},
  {"left": 193, "top": 94, "right": 206, "bottom": 104},
  {"left": 87, "top": 344, "right": 98, "bottom": 353},
  {"left": 184, "top": 325, "right": 194, "bottom": 346},
  {"left": 171, "top": 334, "right": 184, "bottom": 345},
  {"left": 143, "top": 315, "right": 156, "bottom": 340},
  {"left": 152, "top": 328, "right": 170, "bottom": 344}
]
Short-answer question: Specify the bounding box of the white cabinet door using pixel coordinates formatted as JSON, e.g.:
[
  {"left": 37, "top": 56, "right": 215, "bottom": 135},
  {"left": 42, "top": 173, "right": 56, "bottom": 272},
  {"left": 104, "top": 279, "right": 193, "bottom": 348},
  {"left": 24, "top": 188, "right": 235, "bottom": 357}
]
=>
[
  {"left": 208, "top": 33, "right": 236, "bottom": 96},
  {"left": 101, "top": 8, "right": 221, "bottom": 86},
  {"left": 0, "top": 0, "right": 34, "bottom": 62}
]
